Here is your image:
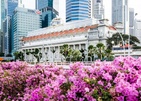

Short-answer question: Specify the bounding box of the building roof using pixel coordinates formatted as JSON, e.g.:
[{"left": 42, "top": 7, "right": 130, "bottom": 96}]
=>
[
  {"left": 22, "top": 24, "right": 98, "bottom": 42},
  {"left": 22, "top": 24, "right": 116, "bottom": 42}
]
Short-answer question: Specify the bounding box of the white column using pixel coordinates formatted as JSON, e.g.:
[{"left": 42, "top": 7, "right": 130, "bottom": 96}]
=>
[
  {"left": 79, "top": 44, "right": 81, "bottom": 50},
  {"left": 73, "top": 45, "right": 75, "bottom": 50}
]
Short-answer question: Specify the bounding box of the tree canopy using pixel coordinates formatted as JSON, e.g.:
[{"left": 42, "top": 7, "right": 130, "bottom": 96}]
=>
[{"left": 107, "top": 33, "right": 140, "bottom": 50}]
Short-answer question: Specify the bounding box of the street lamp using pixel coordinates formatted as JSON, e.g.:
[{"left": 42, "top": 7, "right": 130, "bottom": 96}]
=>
[{"left": 118, "top": 33, "right": 125, "bottom": 56}]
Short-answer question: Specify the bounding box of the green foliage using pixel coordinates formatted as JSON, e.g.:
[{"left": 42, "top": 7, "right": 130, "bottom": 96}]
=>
[
  {"left": 71, "top": 50, "right": 82, "bottom": 61},
  {"left": 60, "top": 44, "right": 83, "bottom": 62},
  {"left": 6, "top": 54, "right": 12, "bottom": 57},
  {"left": 13, "top": 51, "right": 24, "bottom": 61},
  {"left": 0, "top": 53, "right": 4, "bottom": 57},
  {"left": 107, "top": 33, "right": 140, "bottom": 50},
  {"left": 132, "top": 46, "right": 141, "bottom": 49},
  {"left": 60, "top": 82, "right": 71, "bottom": 95},
  {"left": 88, "top": 43, "right": 114, "bottom": 61},
  {"left": 60, "top": 44, "right": 69, "bottom": 58}
]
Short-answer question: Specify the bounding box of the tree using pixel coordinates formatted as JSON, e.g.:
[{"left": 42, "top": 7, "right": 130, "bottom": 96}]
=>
[
  {"left": 96, "top": 43, "right": 105, "bottom": 60},
  {"left": 107, "top": 33, "right": 140, "bottom": 50},
  {"left": 88, "top": 45, "right": 96, "bottom": 61},
  {"left": 87, "top": 43, "right": 114, "bottom": 61},
  {"left": 13, "top": 51, "right": 24, "bottom": 61},
  {"left": 105, "top": 49, "right": 114, "bottom": 61},
  {"left": 71, "top": 50, "right": 82, "bottom": 61},
  {"left": 60, "top": 44, "right": 69, "bottom": 60}
]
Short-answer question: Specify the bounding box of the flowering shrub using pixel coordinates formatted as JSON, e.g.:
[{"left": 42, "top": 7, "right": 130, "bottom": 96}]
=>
[{"left": 0, "top": 56, "right": 141, "bottom": 101}]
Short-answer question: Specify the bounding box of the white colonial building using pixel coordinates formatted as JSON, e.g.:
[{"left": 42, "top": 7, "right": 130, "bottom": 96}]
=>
[{"left": 21, "top": 18, "right": 117, "bottom": 62}]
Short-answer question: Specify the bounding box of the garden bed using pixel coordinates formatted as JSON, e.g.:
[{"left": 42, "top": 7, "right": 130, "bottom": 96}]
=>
[{"left": 0, "top": 56, "right": 141, "bottom": 101}]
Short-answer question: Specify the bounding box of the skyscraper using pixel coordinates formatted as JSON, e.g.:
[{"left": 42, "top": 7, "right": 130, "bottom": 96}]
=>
[
  {"left": 134, "top": 20, "right": 141, "bottom": 46},
  {"left": 2, "top": 0, "right": 18, "bottom": 54},
  {"left": 0, "top": 0, "right": 6, "bottom": 53},
  {"left": 93, "top": 0, "right": 104, "bottom": 19},
  {"left": 66, "top": 0, "right": 91, "bottom": 22},
  {"left": 36, "top": 0, "right": 56, "bottom": 27},
  {"left": 12, "top": 7, "right": 41, "bottom": 52},
  {"left": 129, "top": 8, "right": 134, "bottom": 35},
  {"left": 8, "top": 0, "right": 18, "bottom": 16},
  {"left": 112, "top": 0, "right": 129, "bottom": 34}
]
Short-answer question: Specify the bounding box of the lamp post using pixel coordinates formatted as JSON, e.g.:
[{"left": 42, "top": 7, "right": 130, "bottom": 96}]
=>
[{"left": 118, "top": 33, "right": 125, "bottom": 56}]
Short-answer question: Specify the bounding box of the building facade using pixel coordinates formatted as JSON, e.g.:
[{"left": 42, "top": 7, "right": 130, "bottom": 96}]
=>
[
  {"left": 21, "top": 18, "right": 117, "bottom": 62},
  {"left": 3, "top": 0, "right": 18, "bottom": 54},
  {"left": 66, "top": 0, "right": 91, "bottom": 22},
  {"left": 129, "top": 8, "right": 134, "bottom": 36},
  {"left": 8, "top": 0, "right": 18, "bottom": 16},
  {"left": 112, "top": 0, "right": 129, "bottom": 34},
  {"left": 0, "top": 0, "right": 7, "bottom": 53},
  {"left": 36, "top": 0, "right": 56, "bottom": 27},
  {"left": 134, "top": 20, "right": 141, "bottom": 46},
  {"left": 93, "top": 0, "right": 104, "bottom": 19},
  {"left": 11, "top": 7, "right": 41, "bottom": 53}
]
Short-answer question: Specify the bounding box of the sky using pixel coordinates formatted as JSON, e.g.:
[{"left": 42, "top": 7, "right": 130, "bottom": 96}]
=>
[{"left": 22, "top": 0, "right": 141, "bottom": 24}]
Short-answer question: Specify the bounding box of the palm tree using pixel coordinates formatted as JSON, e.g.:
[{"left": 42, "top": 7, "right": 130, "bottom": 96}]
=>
[
  {"left": 88, "top": 45, "right": 96, "bottom": 61},
  {"left": 60, "top": 44, "right": 69, "bottom": 61},
  {"left": 96, "top": 43, "right": 105, "bottom": 60},
  {"left": 71, "top": 50, "right": 82, "bottom": 61},
  {"left": 105, "top": 49, "right": 114, "bottom": 61}
]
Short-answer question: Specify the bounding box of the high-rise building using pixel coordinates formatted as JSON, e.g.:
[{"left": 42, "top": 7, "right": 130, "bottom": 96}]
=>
[
  {"left": 134, "top": 20, "right": 141, "bottom": 45},
  {"left": 36, "top": 0, "right": 56, "bottom": 27},
  {"left": 66, "top": 0, "right": 91, "bottom": 22},
  {"left": 3, "top": 0, "right": 18, "bottom": 54},
  {"left": 129, "top": 8, "right": 134, "bottom": 35},
  {"left": 8, "top": 0, "right": 18, "bottom": 16},
  {"left": 93, "top": 0, "right": 104, "bottom": 19},
  {"left": 112, "top": 0, "right": 129, "bottom": 34},
  {"left": 0, "top": 0, "right": 7, "bottom": 53},
  {"left": 12, "top": 7, "right": 41, "bottom": 52}
]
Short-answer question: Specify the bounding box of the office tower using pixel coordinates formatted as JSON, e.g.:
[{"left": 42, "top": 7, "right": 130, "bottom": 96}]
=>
[
  {"left": 12, "top": 7, "right": 41, "bottom": 52},
  {"left": 93, "top": 0, "right": 104, "bottom": 19},
  {"left": 129, "top": 8, "right": 134, "bottom": 36},
  {"left": 3, "top": 0, "right": 18, "bottom": 54},
  {"left": 66, "top": 0, "right": 91, "bottom": 22},
  {"left": 134, "top": 20, "right": 141, "bottom": 45},
  {"left": 0, "top": 0, "right": 7, "bottom": 53},
  {"left": 36, "top": 0, "right": 56, "bottom": 27},
  {"left": 8, "top": 0, "right": 18, "bottom": 16},
  {"left": 112, "top": 0, "right": 129, "bottom": 34}
]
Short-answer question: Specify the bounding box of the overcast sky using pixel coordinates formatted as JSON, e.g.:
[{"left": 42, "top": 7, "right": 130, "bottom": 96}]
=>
[{"left": 23, "top": 0, "right": 141, "bottom": 24}]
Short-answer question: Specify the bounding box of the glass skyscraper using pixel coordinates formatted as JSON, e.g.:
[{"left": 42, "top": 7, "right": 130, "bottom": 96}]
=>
[
  {"left": 12, "top": 7, "right": 41, "bottom": 52},
  {"left": 36, "top": 0, "right": 56, "bottom": 27},
  {"left": 8, "top": 0, "right": 18, "bottom": 16},
  {"left": 3, "top": 0, "right": 18, "bottom": 54},
  {"left": 66, "top": 0, "right": 91, "bottom": 22},
  {"left": 0, "top": 0, "right": 6, "bottom": 53}
]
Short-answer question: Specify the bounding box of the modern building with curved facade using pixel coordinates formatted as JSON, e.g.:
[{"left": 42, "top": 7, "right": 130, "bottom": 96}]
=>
[{"left": 66, "top": 0, "right": 91, "bottom": 22}]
